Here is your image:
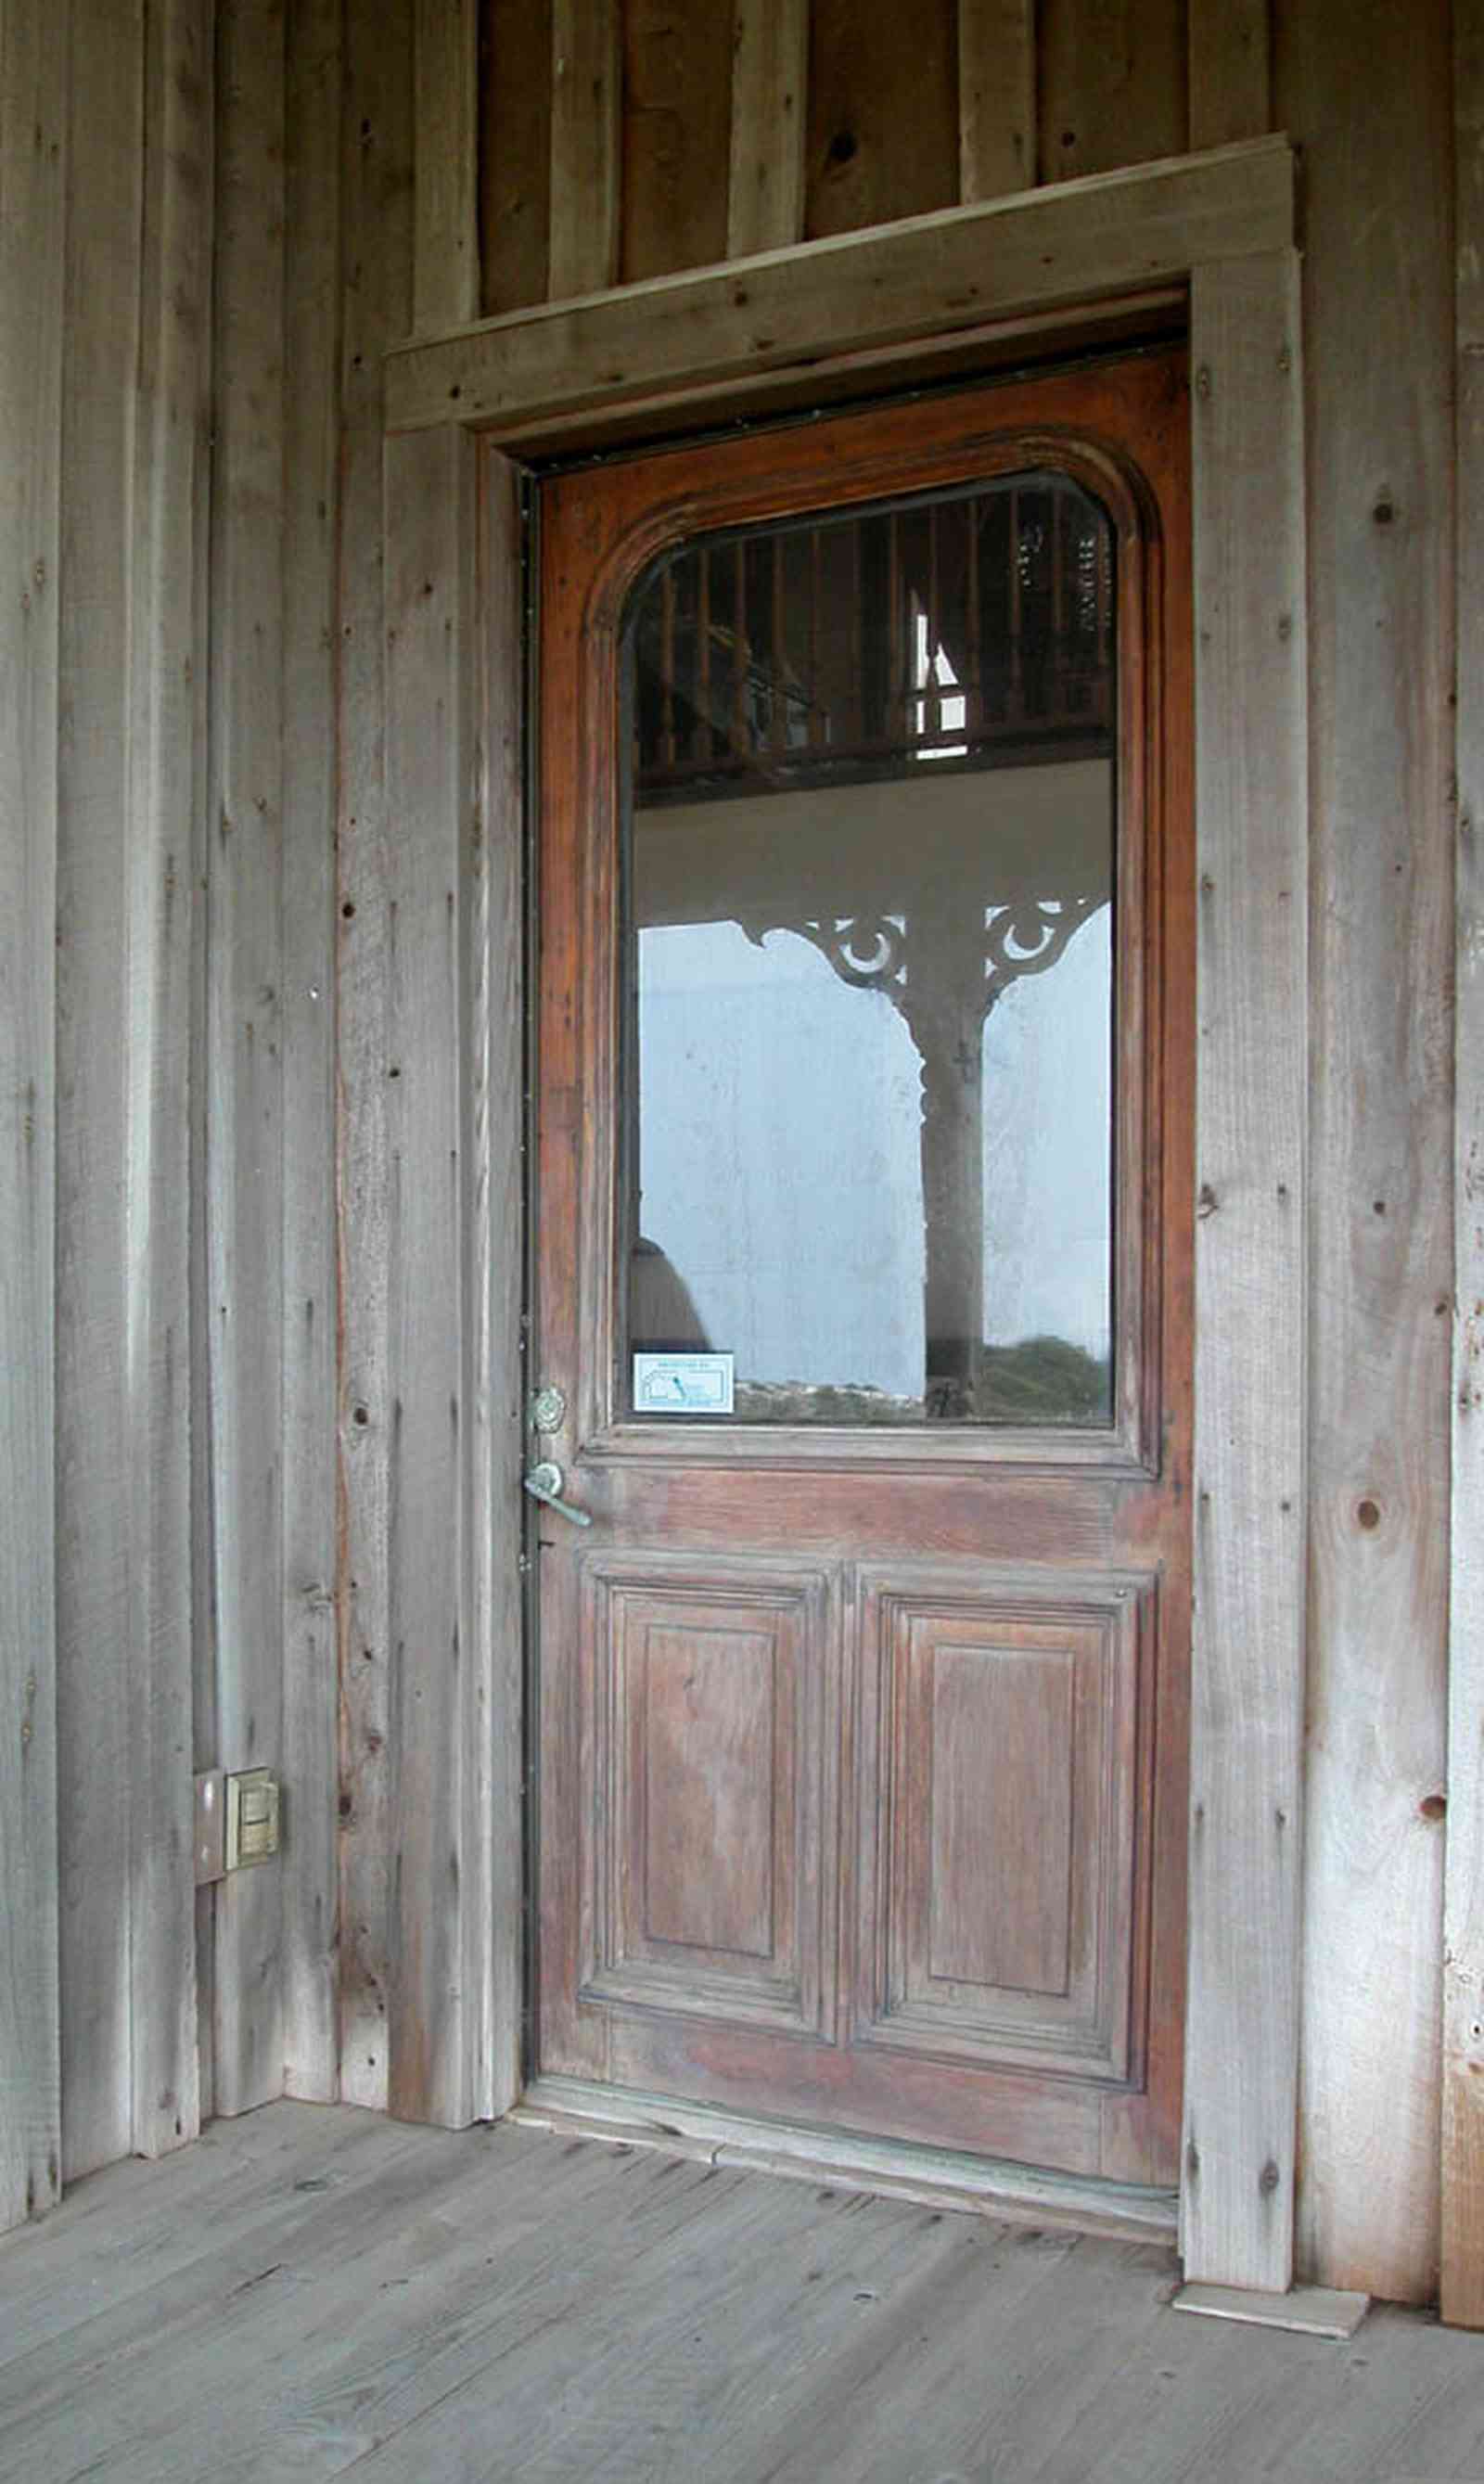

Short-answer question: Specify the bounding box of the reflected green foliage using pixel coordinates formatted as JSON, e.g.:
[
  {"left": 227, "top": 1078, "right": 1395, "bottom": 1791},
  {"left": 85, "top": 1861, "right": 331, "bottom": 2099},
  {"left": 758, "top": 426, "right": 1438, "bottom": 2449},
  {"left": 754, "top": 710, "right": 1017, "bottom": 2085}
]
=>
[
  {"left": 971, "top": 1336, "right": 1111, "bottom": 1424},
  {"left": 728, "top": 1335, "right": 1111, "bottom": 1428}
]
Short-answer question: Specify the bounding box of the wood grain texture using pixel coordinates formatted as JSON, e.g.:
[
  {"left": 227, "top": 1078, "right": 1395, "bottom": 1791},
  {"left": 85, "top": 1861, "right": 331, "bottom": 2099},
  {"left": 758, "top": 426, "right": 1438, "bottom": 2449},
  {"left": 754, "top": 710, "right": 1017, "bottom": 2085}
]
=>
[
  {"left": 122, "top": 0, "right": 212, "bottom": 2165},
  {"left": 386, "top": 138, "right": 1296, "bottom": 435},
  {"left": 0, "top": 0, "right": 66, "bottom": 2236},
  {"left": 1038, "top": 0, "right": 1187, "bottom": 184},
  {"left": 620, "top": 0, "right": 731, "bottom": 282},
  {"left": 958, "top": 0, "right": 1036, "bottom": 198},
  {"left": 479, "top": 0, "right": 552, "bottom": 314},
  {"left": 1184, "top": 249, "right": 1308, "bottom": 2294},
  {"left": 804, "top": 0, "right": 958, "bottom": 238},
  {"left": 1189, "top": 0, "right": 1270, "bottom": 148},
  {"left": 208, "top": 0, "right": 287, "bottom": 2120},
  {"left": 534, "top": 357, "right": 1193, "bottom": 2187},
  {"left": 415, "top": 0, "right": 479, "bottom": 329},
  {"left": 381, "top": 422, "right": 485, "bottom": 2125},
  {"left": 928, "top": 1645, "right": 1076, "bottom": 1995},
  {"left": 549, "top": 0, "right": 620, "bottom": 297},
  {"left": 728, "top": 0, "right": 809, "bottom": 256},
  {"left": 471, "top": 447, "right": 526, "bottom": 2120},
  {"left": 14, "top": 2099, "right": 1484, "bottom": 2484},
  {"left": 856, "top": 1572, "right": 1150, "bottom": 2089},
  {"left": 281, "top": 0, "right": 344, "bottom": 2105},
  {"left": 1443, "top": 0, "right": 1484, "bottom": 2334},
  {"left": 54, "top": 0, "right": 145, "bottom": 2186},
  {"left": 337, "top": 0, "right": 416, "bottom": 2117},
  {"left": 1280, "top": 0, "right": 1453, "bottom": 2308}
]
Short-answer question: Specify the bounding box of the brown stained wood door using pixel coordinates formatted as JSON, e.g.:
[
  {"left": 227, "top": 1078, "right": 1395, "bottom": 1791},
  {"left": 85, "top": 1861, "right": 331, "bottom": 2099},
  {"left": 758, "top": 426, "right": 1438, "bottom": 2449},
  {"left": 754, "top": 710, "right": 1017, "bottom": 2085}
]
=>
[{"left": 531, "top": 352, "right": 1193, "bottom": 2187}]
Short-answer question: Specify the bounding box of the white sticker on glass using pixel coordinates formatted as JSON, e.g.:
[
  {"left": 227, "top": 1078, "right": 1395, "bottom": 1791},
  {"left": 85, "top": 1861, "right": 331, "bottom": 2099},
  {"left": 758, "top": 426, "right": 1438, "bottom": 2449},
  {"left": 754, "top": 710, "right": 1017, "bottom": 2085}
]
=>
[{"left": 633, "top": 1351, "right": 735, "bottom": 1415}]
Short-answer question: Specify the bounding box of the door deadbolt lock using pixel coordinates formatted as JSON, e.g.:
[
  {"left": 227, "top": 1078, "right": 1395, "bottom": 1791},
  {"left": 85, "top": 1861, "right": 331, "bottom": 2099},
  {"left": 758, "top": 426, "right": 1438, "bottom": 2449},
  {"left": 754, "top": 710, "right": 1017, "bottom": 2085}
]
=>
[{"left": 529, "top": 1383, "right": 567, "bottom": 1433}]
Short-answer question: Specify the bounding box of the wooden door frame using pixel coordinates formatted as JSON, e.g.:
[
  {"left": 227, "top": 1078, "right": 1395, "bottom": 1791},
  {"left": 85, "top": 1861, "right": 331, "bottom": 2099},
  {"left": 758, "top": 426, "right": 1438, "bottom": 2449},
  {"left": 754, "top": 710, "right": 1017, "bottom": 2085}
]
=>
[{"left": 375, "top": 136, "right": 1307, "bottom": 2296}]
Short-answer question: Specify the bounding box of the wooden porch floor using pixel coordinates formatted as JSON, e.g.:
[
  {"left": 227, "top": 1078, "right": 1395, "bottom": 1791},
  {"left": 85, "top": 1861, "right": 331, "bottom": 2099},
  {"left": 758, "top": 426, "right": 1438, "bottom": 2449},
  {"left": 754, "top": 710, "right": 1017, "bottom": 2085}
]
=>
[{"left": 1, "top": 2102, "right": 1480, "bottom": 2484}]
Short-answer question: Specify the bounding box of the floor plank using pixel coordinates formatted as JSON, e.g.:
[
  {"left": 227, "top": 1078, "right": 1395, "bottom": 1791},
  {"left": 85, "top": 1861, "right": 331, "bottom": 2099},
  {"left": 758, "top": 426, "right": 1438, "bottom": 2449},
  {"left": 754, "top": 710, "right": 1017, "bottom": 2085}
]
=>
[{"left": 0, "top": 2102, "right": 1480, "bottom": 2484}]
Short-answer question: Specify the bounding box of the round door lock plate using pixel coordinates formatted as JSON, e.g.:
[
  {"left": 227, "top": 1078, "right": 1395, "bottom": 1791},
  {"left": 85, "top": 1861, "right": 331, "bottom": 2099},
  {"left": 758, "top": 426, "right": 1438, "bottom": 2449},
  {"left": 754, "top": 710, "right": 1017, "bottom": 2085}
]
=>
[{"left": 530, "top": 1383, "right": 567, "bottom": 1434}]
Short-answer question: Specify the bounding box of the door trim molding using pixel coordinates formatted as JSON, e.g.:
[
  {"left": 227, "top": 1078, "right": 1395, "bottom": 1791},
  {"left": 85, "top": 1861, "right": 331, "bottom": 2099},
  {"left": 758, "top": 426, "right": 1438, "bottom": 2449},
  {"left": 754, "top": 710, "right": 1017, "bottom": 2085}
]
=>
[
  {"left": 384, "top": 136, "right": 1293, "bottom": 442},
  {"left": 374, "top": 143, "right": 1306, "bottom": 2295}
]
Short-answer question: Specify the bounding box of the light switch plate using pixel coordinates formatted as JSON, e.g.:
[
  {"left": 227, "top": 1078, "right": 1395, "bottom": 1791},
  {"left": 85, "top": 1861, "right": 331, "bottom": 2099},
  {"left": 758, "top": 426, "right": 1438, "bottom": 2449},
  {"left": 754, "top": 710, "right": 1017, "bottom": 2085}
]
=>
[{"left": 224, "top": 1768, "right": 281, "bottom": 1870}]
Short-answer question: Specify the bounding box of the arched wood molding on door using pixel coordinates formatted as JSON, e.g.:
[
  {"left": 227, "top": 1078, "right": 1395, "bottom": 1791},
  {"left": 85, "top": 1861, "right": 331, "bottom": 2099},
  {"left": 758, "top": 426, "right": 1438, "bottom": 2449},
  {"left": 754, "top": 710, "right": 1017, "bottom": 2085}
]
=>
[{"left": 370, "top": 135, "right": 1307, "bottom": 2299}]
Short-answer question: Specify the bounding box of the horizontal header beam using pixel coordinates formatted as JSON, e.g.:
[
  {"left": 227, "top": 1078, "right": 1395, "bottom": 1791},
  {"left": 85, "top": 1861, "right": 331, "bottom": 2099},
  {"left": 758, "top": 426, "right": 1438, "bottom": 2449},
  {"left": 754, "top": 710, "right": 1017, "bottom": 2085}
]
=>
[{"left": 384, "top": 136, "right": 1296, "bottom": 440}]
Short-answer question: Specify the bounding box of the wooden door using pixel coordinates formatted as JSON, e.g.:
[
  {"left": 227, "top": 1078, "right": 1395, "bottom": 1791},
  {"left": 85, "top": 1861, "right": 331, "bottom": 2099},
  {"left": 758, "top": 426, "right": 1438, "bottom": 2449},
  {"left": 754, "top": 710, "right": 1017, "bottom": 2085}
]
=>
[{"left": 531, "top": 352, "right": 1193, "bottom": 2187}]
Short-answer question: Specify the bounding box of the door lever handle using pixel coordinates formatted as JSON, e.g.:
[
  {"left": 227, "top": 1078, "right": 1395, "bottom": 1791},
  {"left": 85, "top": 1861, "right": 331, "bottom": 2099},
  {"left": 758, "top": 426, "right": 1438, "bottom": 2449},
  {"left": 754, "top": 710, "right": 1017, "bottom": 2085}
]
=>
[{"left": 522, "top": 1461, "right": 593, "bottom": 1528}]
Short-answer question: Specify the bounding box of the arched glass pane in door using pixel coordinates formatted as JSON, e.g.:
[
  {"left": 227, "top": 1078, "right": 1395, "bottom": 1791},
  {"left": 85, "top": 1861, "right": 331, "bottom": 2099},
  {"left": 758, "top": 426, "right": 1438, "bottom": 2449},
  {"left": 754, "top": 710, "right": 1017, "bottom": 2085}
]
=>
[{"left": 620, "top": 472, "right": 1116, "bottom": 1426}]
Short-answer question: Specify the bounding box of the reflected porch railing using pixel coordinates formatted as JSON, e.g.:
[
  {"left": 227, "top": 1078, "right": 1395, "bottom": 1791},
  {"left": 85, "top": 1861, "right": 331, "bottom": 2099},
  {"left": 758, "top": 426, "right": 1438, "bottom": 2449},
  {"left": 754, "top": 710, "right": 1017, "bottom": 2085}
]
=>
[{"left": 633, "top": 476, "right": 1114, "bottom": 800}]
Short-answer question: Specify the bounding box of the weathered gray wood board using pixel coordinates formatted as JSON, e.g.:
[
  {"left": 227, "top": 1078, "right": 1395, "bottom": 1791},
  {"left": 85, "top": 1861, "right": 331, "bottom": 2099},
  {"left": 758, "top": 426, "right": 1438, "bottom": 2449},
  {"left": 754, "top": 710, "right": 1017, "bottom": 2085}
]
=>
[
  {"left": 386, "top": 138, "right": 1295, "bottom": 432},
  {"left": 207, "top": 0, "right": 287, "bottom": 2120},
  {"left": 44, "top": 0, "right": 209, "bottom": 2208},
  {"left": 1184, "top": 249, "right": 1308, "bottom": 2296},
  {"left": 549, "top": 0, "right": 620, "bottom": 296},
  {"left": 55, "top": 0, "right": 146, "bottom": 2185},
  {"left": 280, "top": 0, "right": 344, "bottom": 2106},
  {"left": 1189, "top": 0, "right": 1269, "bottom": 147},
  {"left": 337, "top": 0, "right": 417, "bottom": 2119},
  {"left": 1037, "top": 0, "right": 1185, "bottom": 185},
  {"left": 473, "top": 451, "right": 527, "bottom": 2122},
  {"left": 957, "top": 0, "right": 1035, "bottom": 198},
  {"left": 118, "top": 0, "right": 212, "bottom": 2168},
  {"left": 1444, "top": 0, "right": 1484, "bottom": 2335},
  {"left": 0, "top": 0, "right": 67, "bottom": 2237},
  {"left": 381, "top": 423, "right": 481, "bottom": 2123},
  {"left": 1283, "top": 0, "right": 1454, "bottom": 2307},
  {"left": 415, "top": 0, "right": 479, "bottom": 330},
  {"left": 4, "top": 2102, "right": 1484, "bottom": 2484},
  {"left": 377, "top": 422, "right": 523, "bottom": 2128},
  {"left": 728, "top": 0, "right": 809, "bottom": 254}
]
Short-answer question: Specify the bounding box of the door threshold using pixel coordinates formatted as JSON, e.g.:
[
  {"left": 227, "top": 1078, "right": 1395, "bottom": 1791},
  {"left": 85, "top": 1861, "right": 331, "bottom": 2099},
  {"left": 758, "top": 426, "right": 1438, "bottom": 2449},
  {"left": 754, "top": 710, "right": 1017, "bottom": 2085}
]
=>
[{"left": 513, "top": 2076, "right": 1179, "bottom": 2249}]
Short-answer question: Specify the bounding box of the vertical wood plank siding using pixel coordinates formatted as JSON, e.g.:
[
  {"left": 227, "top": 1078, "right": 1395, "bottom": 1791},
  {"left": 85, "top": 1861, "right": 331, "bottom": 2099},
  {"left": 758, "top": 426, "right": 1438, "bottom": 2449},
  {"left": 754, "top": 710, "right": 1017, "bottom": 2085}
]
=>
[
  {"left": 280, "top": 0, "right": 345, "bottom": 2105},
  {"left": 208, "top": 0, "right": 288, "bottom": 2120},
  {"left": 50, "top": 0, "right": 210, "bottom": 2206},
  {"left": 1443, "top": 0, "right": 1484, "bottom": 2335},
  {"left": 338, "top": 0, "right": 416, "bottom": 2117},
  {"left": 549, "top": 0, "right": 620, "bottom": 297},
  {"left": 123, "top": 0, "right": 212, "bottom": 2164},
  {"left": 382, "top": 425, "right": 480, "bottom": 2124},
  {"left": 0, "top": 0, "right": 67, "bottom": 2235},
  {"left": 1188, "top": 0, "right": 1270, "bottom": 148},
  {"left": 479, "top": 0, "right": 553, "bottom": 316},
  {"left": 17, "top": 0, "right": 1461, "bottom": 2311},
  {"left": 1281, "top": 0, "right": 1454, "bottom": 2306},
  {"left": 804, "top": 0, "right": 959, "bottom": 238},
  {"left": 620, "top": 0, "right": 732, "bottom": 284},
  {"left": 55, "top": 0, "right": 146, "bottom": 2185},
  {"left": 415, "top": 0, "right": 480, "bottom": 331},
  {"left": 1184, "top": 250, "right": 1309, "bottom": 2295},
  {"left": 958, "top": 0, "right": 1036, "bottom": 199},
  {"left": 727, "top": 0, "right": 809, "bottom": 255},
  {"left": 1037, "top": 0, "right": 1187, "bottom": 186},
  {"left": 477, "top": 453, "right": 528, "bottom": 2122}
]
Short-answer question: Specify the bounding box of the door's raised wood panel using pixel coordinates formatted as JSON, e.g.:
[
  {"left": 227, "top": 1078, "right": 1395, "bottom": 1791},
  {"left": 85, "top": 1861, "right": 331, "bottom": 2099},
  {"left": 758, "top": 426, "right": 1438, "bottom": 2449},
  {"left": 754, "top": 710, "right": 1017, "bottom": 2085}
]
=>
[
  {"left": 577, "top": 1557, "right": 834, "bottom": 2038},
  {"left": 928, "top": 1644, "right": 1074, "bottom": 1995},
  {"left": 854, "top": 1570, "right": 1151, "bottom": 2086}
]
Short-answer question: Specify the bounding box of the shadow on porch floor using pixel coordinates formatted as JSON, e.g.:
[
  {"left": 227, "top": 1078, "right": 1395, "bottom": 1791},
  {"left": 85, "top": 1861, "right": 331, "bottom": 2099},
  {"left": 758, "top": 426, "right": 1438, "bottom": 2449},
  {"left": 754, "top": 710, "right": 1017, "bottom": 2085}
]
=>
[{"left": 0, "top": 2101, "right": 1478, "bottom": 2483}]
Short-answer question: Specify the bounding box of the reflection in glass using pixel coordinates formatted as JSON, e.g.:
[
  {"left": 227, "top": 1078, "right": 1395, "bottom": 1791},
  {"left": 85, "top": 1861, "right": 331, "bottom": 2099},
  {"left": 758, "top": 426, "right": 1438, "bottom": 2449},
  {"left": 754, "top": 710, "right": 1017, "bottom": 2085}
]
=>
[{"left": 623, "top": 475, "right": 1116, "bottom": 1426}]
